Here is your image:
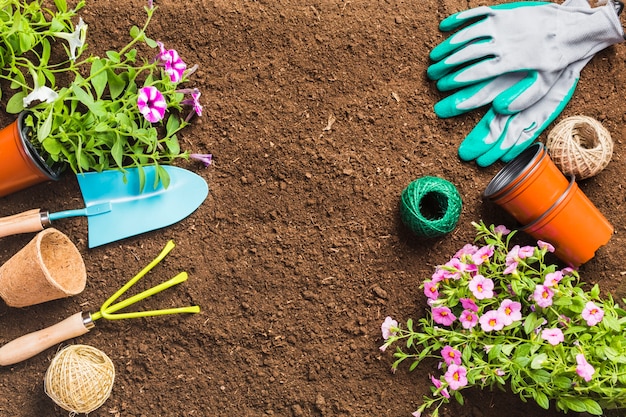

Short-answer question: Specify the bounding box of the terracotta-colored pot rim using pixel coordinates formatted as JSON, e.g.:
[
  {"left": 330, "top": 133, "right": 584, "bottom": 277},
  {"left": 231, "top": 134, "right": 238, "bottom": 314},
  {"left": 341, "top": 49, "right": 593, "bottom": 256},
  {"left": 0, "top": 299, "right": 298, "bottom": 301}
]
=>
[
  {"left": 521, "top": 175, "right": 576, "bottom": 231},
  {"left": 483, "top": 143, "right": 545, "bottom": 199}
]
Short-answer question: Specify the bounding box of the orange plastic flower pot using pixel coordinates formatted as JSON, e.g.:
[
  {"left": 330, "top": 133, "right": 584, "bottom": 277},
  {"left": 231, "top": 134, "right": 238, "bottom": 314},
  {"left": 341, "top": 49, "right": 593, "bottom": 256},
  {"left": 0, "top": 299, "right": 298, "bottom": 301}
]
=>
[
  {"left": 522, "top": 176, "right": 613, "bottom": 267},
  {"left": 483, "top": 143, "right": 569, "bottom": 225},
  {"left": 0, "top": 112, "right": 61, "bottom": 197}
]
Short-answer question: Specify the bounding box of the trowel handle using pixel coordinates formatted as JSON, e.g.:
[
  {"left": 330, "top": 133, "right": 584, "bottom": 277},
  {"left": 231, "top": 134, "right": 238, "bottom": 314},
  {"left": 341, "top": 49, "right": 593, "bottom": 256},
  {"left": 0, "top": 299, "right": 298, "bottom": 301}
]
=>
[
  {"left": 0, "top": 209, "right": 49, "bottom": 238},
  {"left": 0, "top": 312, "right": 93, "bottom": 366}
]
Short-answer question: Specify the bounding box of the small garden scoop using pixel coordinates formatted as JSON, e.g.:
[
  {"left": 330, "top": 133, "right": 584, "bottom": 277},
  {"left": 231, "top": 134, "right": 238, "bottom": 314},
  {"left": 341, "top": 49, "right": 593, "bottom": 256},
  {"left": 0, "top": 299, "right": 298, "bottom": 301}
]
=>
[
  {"left": 0, "top": 165, "right": 209, "bottom": 248},
  {"left": 0, "top": 240, "right": 200, "bottom": 366}
]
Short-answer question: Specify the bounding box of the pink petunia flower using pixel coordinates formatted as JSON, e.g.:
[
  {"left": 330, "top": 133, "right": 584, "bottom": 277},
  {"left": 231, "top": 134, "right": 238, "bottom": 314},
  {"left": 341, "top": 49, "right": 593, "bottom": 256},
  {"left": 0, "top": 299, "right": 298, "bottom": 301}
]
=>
[
  {"left": 576, "top": 354, "right": 595, "bottom": 382},
  {"left": 503, "top": 261, "right": 518, "bottom": 275},
  {"left": 179, "top": 87, "right": 203, "bottom": 121},
  {"left": 533, "top": 284, "right": 554, "bottom": 308},
  {"left": 506, "top": 245, "right": 521, "bottom": 265},
  {"left": 561, "top": 267, "right": 575, "bottom": 275},
  {"left": 381, "top": 316, "right": 398, "bottom": 340},
  {"left": 431, "top": 267, "right": 447, "bottom": 283},
  {"left": 441, "top": 346, "right": 462, "bottom": 366},
  {"left": 137, "top": 86, "right": 166, "bottom": 123},
  {"left": 444, "top": 364, "right": 468, "bottom": 391},
  {"left": 472, "top": 245, "right": 494, "bottom": 266},
  {"left": 537, "top": 240, "right": 555, "bottom": 253},
  {"left": 543, "top": 271, "right": 563, "bottom": 288},
  {"left": 494, "top": 225, "right": 510, "bottom": 236},
  {"left": 468, "top": 275, "right": 494, "bottom": 300},
  {"left": 460, "top": 310, "right": 478, "bottom": 329},
  {"left": 479, "top": 310, "right": 505, "bottom": 332},
  {"left": 156, "top": 41, "right": 187, "bottom": 82},
  {"left": 459, "top": 298, "right": 478, "bottom": 312},
  {"left": 498, "top": 299, "right": 522, "bottom": 325},
  {"left": 454, "top": 243, "right": 478, "bottom": 259},
  {"left": 445, "top": 257, "right": 478, "bottom": 279},
  {"left": 432, "top": 306, "right": 456, "bottom": 326},
  {"left": 541, "top": 328, "right": 564, "bottom": 345},
  {"left": 518, "top": 245, "right": 535, "bottom": 258},
  {"left": 190, "top": 153, "right": 212, "bottom": 168},
  {"left": 581, "top": 301, "right": 604, "bottom": 326},
  {"left": 430, "top": 374, "right": 451, "bottom": 399},
  {"left": 423, "top": 280, "right": 439, "bottom": 300}
]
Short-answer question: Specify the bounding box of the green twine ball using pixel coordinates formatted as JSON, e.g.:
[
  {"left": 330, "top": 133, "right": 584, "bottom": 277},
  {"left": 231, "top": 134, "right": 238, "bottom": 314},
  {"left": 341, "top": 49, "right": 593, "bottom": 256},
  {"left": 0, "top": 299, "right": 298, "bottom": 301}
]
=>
[{"left": 400, "top": 176, "right": 462, "bottom": 238}]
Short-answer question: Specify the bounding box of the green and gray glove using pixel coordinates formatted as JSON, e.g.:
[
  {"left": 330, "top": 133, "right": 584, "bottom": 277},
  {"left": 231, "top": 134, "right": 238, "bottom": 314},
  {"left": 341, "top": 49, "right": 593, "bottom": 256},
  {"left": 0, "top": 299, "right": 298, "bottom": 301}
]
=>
[
  {"left": 457, "top": 55, "right": 591, "bottom": 167},
  {"left": 430, "top": 0, "right": 624, "bottom": 166},
  {"left": 428, "top": 0, "right": 623, "bottom": 88}
]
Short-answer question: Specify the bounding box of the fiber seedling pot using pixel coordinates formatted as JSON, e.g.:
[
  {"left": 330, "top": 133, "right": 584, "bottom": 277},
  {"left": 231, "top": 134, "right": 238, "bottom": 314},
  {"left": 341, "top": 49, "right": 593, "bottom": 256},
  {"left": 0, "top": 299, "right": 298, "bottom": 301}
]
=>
[
  {"left": 0, "top": 228, "right": 86, "bottom": 307},
  {"left": 0, "top": 112, "right": 62, "bottom": 198},
  {"left": 483, "top": 143, "right": 569, "bottom": 225},
  {"left": 522, "top": 176, "right": 613, "bottom": 267}
]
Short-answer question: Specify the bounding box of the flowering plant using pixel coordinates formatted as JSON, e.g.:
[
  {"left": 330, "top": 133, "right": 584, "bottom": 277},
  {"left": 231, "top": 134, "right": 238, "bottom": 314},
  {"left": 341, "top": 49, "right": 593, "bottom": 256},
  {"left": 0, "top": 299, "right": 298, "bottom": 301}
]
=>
[
  {"left": 380, "top": 221, "right": 626, "bottom": 417},
  {"left": 1, "top": 0, "right": 208, "bottom": 188}
]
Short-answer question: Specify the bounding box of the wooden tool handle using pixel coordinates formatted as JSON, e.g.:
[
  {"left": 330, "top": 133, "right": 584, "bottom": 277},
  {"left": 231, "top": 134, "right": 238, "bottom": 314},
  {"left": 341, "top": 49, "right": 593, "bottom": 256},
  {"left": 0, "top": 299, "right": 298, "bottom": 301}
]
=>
[
  {"left": 0, "top": 209, "right": 47, "bottom": 238},
  {"left": 0, "top": 312, "right": 92, "bottom": 366}
]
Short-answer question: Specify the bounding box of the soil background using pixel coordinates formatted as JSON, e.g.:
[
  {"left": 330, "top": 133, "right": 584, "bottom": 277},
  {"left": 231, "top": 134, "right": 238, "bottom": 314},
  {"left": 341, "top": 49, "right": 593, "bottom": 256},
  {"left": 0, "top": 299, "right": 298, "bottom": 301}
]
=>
[{"left": 1, "top": 0, "right": 626, "bottom": 416}]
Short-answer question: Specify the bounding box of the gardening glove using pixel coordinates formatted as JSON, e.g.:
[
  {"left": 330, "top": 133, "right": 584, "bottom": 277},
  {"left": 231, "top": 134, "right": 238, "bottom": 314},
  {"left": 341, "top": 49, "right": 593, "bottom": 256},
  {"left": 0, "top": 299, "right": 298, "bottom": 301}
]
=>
[
  {"left": 433, "top": 0, "right": 583, "bottom": 118},
  {"left": 427, "top": 0, "right": 624, "bottom": 90},
  {"left": 457, "top": 55, "right": 591, "bottom": 167}
]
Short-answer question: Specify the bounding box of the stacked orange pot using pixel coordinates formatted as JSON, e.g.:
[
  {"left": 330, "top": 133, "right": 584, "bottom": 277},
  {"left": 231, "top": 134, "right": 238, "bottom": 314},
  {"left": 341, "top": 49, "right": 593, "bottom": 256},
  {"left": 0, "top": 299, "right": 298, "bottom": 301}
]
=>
[{"left": 483, "top": 143, "right": 613, "bottom": 267}]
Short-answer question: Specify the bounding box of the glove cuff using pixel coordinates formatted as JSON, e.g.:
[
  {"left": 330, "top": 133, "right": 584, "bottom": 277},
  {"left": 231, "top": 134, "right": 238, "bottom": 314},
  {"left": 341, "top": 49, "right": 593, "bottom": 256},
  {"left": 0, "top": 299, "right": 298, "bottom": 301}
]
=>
[{"left": 558, "top": 1, "right": 625, "bottom": 62}]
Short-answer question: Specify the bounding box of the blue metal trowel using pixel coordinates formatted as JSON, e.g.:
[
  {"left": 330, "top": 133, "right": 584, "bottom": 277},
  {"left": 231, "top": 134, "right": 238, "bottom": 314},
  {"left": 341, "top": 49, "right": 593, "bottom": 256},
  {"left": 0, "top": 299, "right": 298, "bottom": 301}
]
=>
[{"left": 0, "top": 165, "right": 209, "bottom": 247}]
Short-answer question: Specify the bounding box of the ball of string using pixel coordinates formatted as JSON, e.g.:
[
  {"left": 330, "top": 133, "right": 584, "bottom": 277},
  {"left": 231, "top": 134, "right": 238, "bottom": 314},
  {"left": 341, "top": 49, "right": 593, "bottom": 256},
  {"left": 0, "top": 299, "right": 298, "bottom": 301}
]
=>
[
  {"left": 45, "top": 344, "right": 115, "bottom": 415},
  {"left": 400, "top": 176, "right": 462, "bottom": 238},
  {"left": 545, "top": 115, "right": 613, "bottom": 180}
]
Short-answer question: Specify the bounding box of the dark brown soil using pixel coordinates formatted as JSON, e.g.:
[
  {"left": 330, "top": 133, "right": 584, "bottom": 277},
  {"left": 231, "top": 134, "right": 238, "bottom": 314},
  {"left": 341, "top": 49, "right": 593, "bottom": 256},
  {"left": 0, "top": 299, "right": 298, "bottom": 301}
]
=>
[{"left": 0, "top": 0, "right": 625, "bottom": 416}]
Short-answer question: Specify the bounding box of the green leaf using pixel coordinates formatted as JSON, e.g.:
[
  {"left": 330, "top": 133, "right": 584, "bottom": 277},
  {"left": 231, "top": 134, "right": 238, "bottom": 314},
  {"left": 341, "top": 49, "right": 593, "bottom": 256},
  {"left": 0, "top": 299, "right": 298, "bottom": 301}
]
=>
[
  {"left": 558, "top": 397, "right": 587, "bottom": 413},
  {"left": 6, "top": 92, "right": 26, "bottom": 114},
  {"left": 454, "top": 390, "right": 464, "bottom": 405},
  {"left": 125, "top": 49, "right": 138, "bottom": 62},
  {"left": 501, "top": 344, "right": 515, "bottom": 356},
  {"left": 54, "top": 0, "right": 68, "bottom": 12},
  {"left": 111, "top": 137, "right": 124, "bottom": 168},
  {"left": 72, "top": 84, "right": 95, "bottom": 109},
  {"left": 530, "top": 353, "right": 547, "bottom": 369},
  {"left": 590, "top": 284, "right": 600, "bottom": 298},
  {"left": 41, "top": 38, "right": 51, "bottom": 64},
  {"left": 129, "top": 25, "right": 142, "bottom": 39},
  {"left": 166, "top": 114, "right": 180, "bottom": 136},
  {"left": 42, "top": 137, "right": 63, "bottom": 156},
  {"left": 165, "top": 134, "right": 180, "bottom": 155},
  {"left": 583, "top": 399, "right": 603, "bottom": 416},
  {"left": 534, "top": 391, "right": 550, "bottom": 410},
  {"left": 38, "top": 110, "right": 54, "bottom": 142},
  {"left": 552, "top": 296, "right": 572, "bottom": 306},
  {"left": 528, "top": 369, "right": 551, "bottom": 384},
  {"left": 604, "top": 314, "right": 621, "bottom": 332},
  {"left": 145, "top": 36, "right": 157, "bottom": 48},
  {"left": 523, "top": 312, "right": 540, "bottom": 335},
  {"left": 156, "top": 164, "right": 171, "bottom": 189},
  {"left": 78, "top": 151, "right": 91, "bottom": 171},
  {"left": 552, "top": 376, "right": 572, "bottom": 389},
  {"left": 90, "top": 58, "right": 107, "bottom": 99},
  {"left": 106, "top": 51, "right": 121, "bottom": 63},
  {"left": 107, "top": 69, "right": 126, "bottom": 99},
  {"left": 18, "top": 32, "right": 33, "bottom": 54}
]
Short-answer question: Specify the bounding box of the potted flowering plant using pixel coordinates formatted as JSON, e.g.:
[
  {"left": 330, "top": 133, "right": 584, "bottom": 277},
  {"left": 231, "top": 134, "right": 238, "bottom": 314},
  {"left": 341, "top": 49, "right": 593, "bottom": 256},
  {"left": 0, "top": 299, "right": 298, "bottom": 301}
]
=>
[
  {"left": 0, "top": 0, "right": 207, "bottom": 195},
  {"left": 380, "top": 221, "right": 626, "bottom": 417}
]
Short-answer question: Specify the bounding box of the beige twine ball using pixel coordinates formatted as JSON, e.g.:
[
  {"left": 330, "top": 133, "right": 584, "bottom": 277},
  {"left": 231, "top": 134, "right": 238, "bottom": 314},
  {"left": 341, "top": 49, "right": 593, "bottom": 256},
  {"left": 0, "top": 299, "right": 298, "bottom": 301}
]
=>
[
  {"left": 45, "top": 344, "right": 115, "bottom": 415},
  {"left": 545, "top": 115, "right": 613, "bottom": 180}
]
